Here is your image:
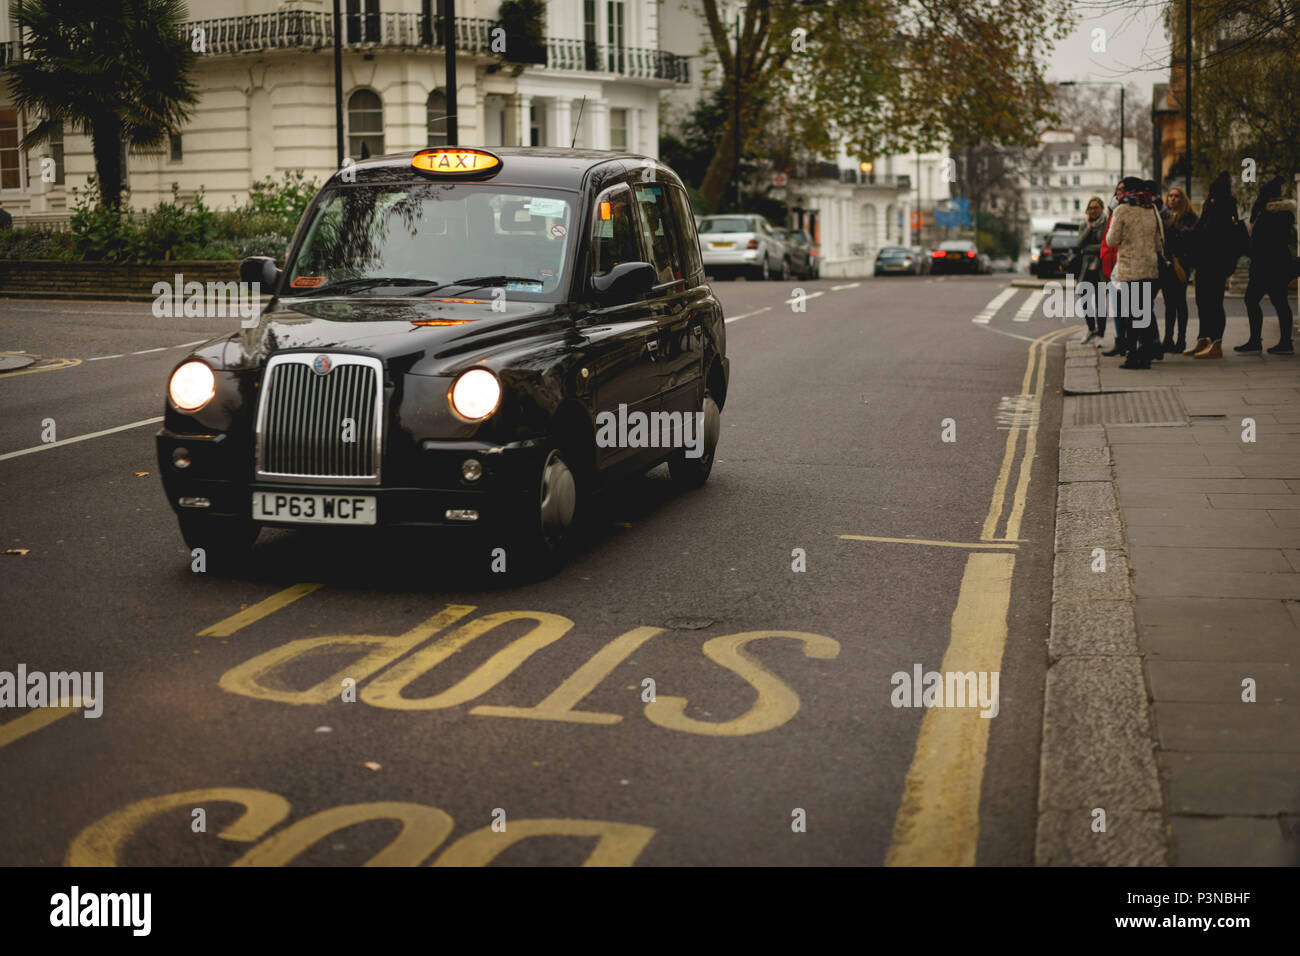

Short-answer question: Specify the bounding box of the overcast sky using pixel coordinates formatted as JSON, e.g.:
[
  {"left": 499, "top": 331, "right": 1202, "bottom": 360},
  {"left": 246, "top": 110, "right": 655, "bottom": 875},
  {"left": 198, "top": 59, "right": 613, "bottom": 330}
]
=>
[{"left": 1045, "top": 1, "right": 1172, "bottom": 92}]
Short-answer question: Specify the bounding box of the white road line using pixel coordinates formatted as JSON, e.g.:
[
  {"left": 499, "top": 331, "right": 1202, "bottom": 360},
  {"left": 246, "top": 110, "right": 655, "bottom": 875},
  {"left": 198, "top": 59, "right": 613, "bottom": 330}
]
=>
[
  {"left": 132, "top": 347, "right": 167, "bottom": 354},
  {"left": 784, "top": 291, "right": 824, "bottom": 305},
  {"left": 974, "top": 324, "right": 1040, "bottom": 344},
  {"left": 831, "top": 282, "right": 860, "bottom": 291},
  {"left": 1013, "top": 289, "right": 1046, "bottom": 323},
  {"left": 971, "top": 287, "right": 1019, "bottom": 325},
  {"left": 724, "top": 306, "right": 772, "bottom": 324},
  {"left": 87, "top": 354, "right": 125, "bottom": 361},
  {"left": 0, "top": 417, "right": 164, "bottom": 463}
]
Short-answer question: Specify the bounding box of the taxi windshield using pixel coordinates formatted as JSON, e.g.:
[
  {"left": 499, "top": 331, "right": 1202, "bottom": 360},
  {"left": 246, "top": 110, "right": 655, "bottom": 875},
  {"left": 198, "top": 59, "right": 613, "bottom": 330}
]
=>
[{"left": 284, "top": 184, "right": 576, "bottom": 300}]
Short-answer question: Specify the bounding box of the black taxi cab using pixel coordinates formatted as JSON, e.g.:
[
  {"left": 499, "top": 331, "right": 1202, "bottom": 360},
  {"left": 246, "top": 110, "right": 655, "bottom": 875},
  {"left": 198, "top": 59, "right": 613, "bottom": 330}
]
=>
[{"left": 157, "top": 147, "right": 728, "bottom": 571}]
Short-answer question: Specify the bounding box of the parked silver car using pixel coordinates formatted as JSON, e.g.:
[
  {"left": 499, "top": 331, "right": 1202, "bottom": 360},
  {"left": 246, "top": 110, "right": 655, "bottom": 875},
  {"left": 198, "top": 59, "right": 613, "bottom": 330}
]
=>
[{"left": 699, "top": 214, "right": 789, "bottom": 280}]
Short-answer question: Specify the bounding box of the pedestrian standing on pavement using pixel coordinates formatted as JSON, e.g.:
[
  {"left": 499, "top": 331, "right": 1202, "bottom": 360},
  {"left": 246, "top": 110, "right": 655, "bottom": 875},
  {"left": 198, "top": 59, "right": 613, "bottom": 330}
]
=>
[
  {"left": 1106, "top": 176, "right": 1165, "bottom": 370},
  {"left": 1187, "top": 172, "right": 1243, "bottom": 359},
  {"left": 1161, "top": 187, "right": 1198, "bottom": 353},
  {"left": 1076, "top": 196, "right": 1108, "bottom": 345},
  {"left": 1145, "top": 180, "right": 1168, "bottom": 360},
  {"left": 1100, "top": 181, "right": 1127, "bottom": 356},
  {"left": 1236, "top": 176, "right": 1296, "bottom": 354}
]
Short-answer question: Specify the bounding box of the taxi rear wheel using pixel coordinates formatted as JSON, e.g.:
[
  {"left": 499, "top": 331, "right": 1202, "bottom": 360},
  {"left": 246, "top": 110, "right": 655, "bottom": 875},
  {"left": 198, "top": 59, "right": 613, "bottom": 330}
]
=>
[
  {"left": 668, "top": 388, "right": 721, "bottom": 489},
  {"left": 177, "top": 515, "right": 259, "bottom": 572}
]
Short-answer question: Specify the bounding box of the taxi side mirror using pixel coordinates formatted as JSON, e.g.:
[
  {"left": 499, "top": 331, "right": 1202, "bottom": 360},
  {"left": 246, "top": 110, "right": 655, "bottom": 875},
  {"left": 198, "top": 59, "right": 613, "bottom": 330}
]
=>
[
  {"left": 592, "top": 261, "right": 656, "bottom": 303},
  {"left": 240, "top": 256, "right": 281, "bottom": 295}
]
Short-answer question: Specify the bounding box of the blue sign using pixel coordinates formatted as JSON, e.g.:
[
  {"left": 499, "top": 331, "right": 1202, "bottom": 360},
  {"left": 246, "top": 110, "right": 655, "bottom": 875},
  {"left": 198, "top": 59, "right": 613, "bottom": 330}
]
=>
[{"left": 934, "top": 198, "right": 971, "bottom": 228}]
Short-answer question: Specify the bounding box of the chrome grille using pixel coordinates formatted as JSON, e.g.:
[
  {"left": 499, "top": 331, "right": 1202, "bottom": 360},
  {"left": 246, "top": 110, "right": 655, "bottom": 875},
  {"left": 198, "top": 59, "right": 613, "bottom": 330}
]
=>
[{"left": 255, "top": 354, "right": 383, "bottom": 485}]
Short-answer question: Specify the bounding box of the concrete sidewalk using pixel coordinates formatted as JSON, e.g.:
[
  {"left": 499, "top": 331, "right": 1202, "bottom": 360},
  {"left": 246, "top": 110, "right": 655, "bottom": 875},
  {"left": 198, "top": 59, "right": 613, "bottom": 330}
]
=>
[{"left": 1040, "top": 308, "right": 1300, "bottom": 866}]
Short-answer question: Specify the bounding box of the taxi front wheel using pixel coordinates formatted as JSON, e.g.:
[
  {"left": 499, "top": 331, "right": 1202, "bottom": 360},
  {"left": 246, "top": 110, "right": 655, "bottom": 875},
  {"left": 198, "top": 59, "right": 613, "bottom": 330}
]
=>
[
  {"left": 177, "top": 514, "right": 259, "bottom": 572},
  {"left": 511, "top": 436, "right": 589, "bottom": 575},
  {"left": 669, "top": 389, "right": 721, "bottom": 489}
]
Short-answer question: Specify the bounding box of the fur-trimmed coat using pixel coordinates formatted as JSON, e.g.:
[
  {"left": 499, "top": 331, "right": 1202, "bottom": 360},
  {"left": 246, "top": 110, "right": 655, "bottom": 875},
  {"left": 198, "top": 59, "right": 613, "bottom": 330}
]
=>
[
  {"left": 1105, "top": 203, "right": 1165, "bottom": 282},
  {"left": 1249, "top": 198, "right": 1297, "bottom": 278}
]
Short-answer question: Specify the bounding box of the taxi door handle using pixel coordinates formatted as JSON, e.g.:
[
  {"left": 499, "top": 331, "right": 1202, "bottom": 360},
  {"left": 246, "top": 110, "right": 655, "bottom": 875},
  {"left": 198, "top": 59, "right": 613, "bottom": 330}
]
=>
[{"left": 645, "top": 338, "right": 659, "bottom": 360}]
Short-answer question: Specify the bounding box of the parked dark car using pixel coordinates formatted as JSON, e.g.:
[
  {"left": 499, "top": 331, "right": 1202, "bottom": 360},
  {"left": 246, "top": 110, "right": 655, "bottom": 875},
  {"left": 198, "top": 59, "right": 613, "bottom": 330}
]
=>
[
  {"left": 1033, "top": 230, "right": 1081, "bottom": 278},
  {"left": 874, "top": 245, "right": 922, "bottom": 275},
  {"left": 157, "top": 147, "right": 729, "bottom": 572},
  {"left": 779, "top": 227, "right": 820, "bottom": 279},
  {"left": 930, "top": 240, "right": 984, "bottom": 275}
]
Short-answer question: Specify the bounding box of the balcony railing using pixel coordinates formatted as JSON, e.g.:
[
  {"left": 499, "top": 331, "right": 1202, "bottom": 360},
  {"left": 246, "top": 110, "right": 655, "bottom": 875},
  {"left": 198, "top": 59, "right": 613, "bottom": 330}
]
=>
[{"left": 182, "top": 11, "right": 688, "bottom": 82}]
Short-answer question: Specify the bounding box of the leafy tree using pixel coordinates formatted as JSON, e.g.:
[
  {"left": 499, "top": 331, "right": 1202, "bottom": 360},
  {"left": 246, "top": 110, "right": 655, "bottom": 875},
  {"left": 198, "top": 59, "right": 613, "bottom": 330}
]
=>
[
  {"left": 690, "top": 0, "right": 1074, "bottom": 212},
  {"left": 3, "top": 0, "right": 199, "bottom": 208}
]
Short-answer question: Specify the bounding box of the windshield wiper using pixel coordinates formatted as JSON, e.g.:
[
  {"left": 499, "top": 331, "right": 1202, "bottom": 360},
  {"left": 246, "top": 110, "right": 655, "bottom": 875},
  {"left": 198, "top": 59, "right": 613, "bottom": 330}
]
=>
[
  {"left": 422, "top": 275, "right": 544, "bottom": 293},
  {"left": 294, "top": 277, "right": 441, "bottom": 296}
]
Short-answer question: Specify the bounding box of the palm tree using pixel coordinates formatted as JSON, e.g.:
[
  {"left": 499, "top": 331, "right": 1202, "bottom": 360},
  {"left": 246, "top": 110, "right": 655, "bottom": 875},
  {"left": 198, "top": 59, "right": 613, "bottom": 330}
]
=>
[{"left": 3, "top": 0, "right": 199, "bottom": 208}]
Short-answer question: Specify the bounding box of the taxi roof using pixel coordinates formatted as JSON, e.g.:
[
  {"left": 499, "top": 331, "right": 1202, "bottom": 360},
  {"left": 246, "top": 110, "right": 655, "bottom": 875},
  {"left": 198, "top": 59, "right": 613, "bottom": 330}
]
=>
[{"left": 337, "top": 147, "right": 671, "bottom": 191}]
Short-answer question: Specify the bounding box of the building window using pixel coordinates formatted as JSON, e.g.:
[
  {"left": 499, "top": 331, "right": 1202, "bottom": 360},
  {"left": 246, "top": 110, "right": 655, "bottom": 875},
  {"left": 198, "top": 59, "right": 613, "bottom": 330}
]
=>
[
  {"left": 606, "top": 1, "right": 625, "bottom": 73},
  {"left": 609, "top": 108, "right": 627, "bottom": 150},
  {"left": 169, "top": 132, "right": 183, "bottom": 162},
  {"left": 49, "top": 120, "right": 65, "bottom": 184},
  {"left": 1056, "top": 154, "right": 1066, "bottom": 165},
  {"left": 426, "top": 90, "right": 448, "bottom": 147},
  {"left": 347, "top": 89, "right": 384, "bottom": 158},
  {"left": 1071, "top": 174, "right": 1079, "bottom": 185},
  {"left": 1030, "top": 197, "right": 1038, "bottom": 210},
  {"left": 529, "top": 105, "right": 541, "bottom": 146},
  {"left": 0, "top": 110, "right": 22, "bottom": 190},
  {"left": 1073, "top": 198, "right": 1081, "bottom": 211},
  {"left": 1029, "top": 174, "right": 1037, "bottom": 186},
  {"left": 583, "top": 0, "right": 598, "bottom": 71},
  {"left": 346, "top": 0, "right": 381, "bottom": 44}
]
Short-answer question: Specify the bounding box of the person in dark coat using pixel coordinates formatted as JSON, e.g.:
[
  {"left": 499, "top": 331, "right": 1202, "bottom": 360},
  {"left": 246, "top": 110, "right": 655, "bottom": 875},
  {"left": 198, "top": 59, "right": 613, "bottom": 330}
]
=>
[
  {"left": 1187, "top": 172, "right": 1241, "bottom": 359},
  {"left": 1235, "top": 176, "right": 1296, "bottom": 354},
  {"left": 1160, "top": 186, "right": 1198, "bottom": 352},
  {"left": 1076, "top": 196, "right": 1108, "bottom": 344}
]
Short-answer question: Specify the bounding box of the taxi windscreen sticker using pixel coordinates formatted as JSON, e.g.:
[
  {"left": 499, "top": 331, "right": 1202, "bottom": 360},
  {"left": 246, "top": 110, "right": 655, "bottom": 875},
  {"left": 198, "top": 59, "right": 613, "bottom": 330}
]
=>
[
  {"left": 527, "top": 197, "right": 568, "bottom": 218},
  {"left": 290, "top": 275, "right": 327, "bottom": 289},
  {"left": 549, "top": 224, "right": 567, "bottom": 239}
]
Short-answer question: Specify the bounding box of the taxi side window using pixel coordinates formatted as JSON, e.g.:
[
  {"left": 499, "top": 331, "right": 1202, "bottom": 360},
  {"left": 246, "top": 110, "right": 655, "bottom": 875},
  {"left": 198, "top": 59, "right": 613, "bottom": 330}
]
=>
[
  {"left": 589, "top": 184, "right": 639, "bottom": 278},
  {"left": 633, "top": 182, "right": 684, "bottom": 285},
  {"left": 665, "top": 184, "right": 703, "bottom": 278}
]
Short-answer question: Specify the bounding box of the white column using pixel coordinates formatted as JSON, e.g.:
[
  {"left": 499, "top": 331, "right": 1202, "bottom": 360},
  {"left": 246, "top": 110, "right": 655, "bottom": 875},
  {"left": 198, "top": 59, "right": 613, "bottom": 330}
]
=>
[
  {"left": 587, "top": 99, "right": 610, "bottom": 150},
  {"left": 507, "top": 93, "right": 532, "bottom": 147},
  {"left": 548, "top": 97, "right": 572, "bottom": 149}
]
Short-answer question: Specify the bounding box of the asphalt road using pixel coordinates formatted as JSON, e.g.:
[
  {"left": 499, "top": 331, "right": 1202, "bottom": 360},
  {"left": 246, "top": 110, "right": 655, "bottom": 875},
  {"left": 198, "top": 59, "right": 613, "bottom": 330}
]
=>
[{"left": 0, "top": 272, "right": 1074, "bottom": 866}]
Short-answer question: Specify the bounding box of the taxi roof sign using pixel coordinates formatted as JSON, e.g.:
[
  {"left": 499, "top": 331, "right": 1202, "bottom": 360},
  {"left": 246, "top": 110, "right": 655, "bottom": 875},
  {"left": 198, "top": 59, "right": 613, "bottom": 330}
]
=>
[{"left": 411, "top": 148, "right": 502, "bottom": 176}]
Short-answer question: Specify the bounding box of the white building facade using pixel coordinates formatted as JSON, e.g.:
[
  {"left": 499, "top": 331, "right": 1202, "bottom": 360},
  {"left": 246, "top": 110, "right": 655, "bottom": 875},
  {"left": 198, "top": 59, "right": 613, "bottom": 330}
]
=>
[{"left": 0, "top": 0, "right": 689, "bottom": 223}]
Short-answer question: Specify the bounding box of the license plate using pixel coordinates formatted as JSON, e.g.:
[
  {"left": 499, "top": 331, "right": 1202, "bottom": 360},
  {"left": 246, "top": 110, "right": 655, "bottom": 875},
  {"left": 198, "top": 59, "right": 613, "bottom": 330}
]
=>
[
  {"left": 711, "top": 242, "right": 734, "bottom": 249},
  {"left": 252, "top": 491, "right": 377, "bottom": 525}
]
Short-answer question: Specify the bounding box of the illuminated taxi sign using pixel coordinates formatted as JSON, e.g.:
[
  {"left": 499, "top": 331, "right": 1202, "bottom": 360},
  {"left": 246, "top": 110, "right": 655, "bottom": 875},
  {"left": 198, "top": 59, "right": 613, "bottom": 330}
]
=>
[{"left": 411, "top": 148, "right": 502, "bottom": 176}]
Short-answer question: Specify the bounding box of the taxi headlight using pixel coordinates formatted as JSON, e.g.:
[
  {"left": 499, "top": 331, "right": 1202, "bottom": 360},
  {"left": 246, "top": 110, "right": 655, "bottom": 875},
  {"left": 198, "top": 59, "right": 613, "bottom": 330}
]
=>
[
  {"left": 168, "top": 361, "right": 216, "bottom": 412},
  {"left": 449, "top": 368, "right": 502, "bottom": 421}
]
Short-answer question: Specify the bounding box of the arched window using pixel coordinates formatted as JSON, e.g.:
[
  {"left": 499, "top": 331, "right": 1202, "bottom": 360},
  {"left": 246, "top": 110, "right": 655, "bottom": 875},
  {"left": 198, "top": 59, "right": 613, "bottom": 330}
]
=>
[
  {"left": 347, "top": 89, "right": 384, "bottom": 159},
  {"left": 426, "top": 90, "right": 448, "bottom": 147}
]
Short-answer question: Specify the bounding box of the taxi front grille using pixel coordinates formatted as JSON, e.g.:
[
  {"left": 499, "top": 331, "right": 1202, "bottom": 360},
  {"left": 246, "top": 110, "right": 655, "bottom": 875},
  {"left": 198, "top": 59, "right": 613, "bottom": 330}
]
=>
[{"left": 255, "top": 355, "right": 382, "bottom": 484}]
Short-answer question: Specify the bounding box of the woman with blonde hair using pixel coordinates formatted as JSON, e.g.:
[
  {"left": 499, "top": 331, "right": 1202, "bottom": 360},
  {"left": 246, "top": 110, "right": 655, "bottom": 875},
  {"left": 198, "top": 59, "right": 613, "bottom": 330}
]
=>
[{"left": 1075, "top": 196, "right": 1109, "bottom": 344}]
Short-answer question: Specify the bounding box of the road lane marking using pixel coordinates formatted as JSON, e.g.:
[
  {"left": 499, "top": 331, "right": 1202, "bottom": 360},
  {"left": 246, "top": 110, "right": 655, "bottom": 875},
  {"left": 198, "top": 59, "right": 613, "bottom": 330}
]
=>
[
  {"left": 87, "top": 354, "right": 125, "bottom": 361},
  {"left": 0, "top": 704, "right": 79, "bottom": 750},
  {"left": 831, "top": 282, "right": 860, "bottom": 290},
  {"left": 975, "top": 325, "right": 1039, "bottom": 343},
  {"left": 838, "top": 535, "right": 1019, "bottom": 550},
  {"left": 885, "top": 552, "right": 1015, "bottom": 866},
  {"left": 979, "top": 326, "right": 1078, "bottom": 540},
  {"left": 0, "top": 416, "right": 164, "bottom": 462},
  {"left": 131, "top": 347, "right": 167, "bottom": 354},
  {"left": 198, "top": 583, "right": 324, "bottom": 637},
  {"left": 724, "top": 306, "right": 772, "bottom": 324},
  {"left": 971, "top": 287, "right": 1018, "bottom": 324},
  {"left": 1013, "top": 289, "right": 1045, "bottom": 322},
  {"left": 886, "top": 324, "right": 1079, "bottom": 866},
  {"left": 0, "top": 357, "right": 81, "bottom": 378},
  {"left": 784, "top": 291, "right": 824, "bottom": 305}
]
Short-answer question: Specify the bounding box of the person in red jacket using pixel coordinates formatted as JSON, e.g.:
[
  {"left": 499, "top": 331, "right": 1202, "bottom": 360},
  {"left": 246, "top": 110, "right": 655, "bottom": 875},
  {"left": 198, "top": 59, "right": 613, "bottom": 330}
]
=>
[{"left": 1099, "top": 182, "right": 1125, "bottom": 355}]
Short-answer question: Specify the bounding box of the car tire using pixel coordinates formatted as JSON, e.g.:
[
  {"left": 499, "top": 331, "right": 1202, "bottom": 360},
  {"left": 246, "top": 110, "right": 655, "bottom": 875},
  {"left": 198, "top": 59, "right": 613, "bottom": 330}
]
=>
[
  {"left": 668, "top": 387, "right": 721, "bottom": 489},
  {"left": 752, "top": 258, "right": 770, "bottom": 282},
  {"left": 777, "top": 258, "right": 790, "bottom": 281},
  {"left": 178, "top": 514, "right": 259, "bottom": 573},
  {"left": 512, "top": 435, "right": 588, "bottom": 575}
]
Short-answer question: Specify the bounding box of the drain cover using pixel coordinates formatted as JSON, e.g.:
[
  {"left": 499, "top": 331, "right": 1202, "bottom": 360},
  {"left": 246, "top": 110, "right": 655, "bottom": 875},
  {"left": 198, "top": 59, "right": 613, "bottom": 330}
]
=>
[
  {"left": 0, "top": 353, "right": 36, "bottom": 372},
  {"left": 1068, "top": 388, "right": 1187, "bottom": 426}
]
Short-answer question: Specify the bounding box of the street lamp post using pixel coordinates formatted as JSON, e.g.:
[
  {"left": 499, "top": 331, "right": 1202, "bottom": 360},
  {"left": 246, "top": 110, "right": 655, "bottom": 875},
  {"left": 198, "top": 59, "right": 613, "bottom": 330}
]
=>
[
  {"left": 733, "top": 6, "right": 742, "bottom": 212},
  {"left": 1059, "top": 80, "right": 1125, "bottom": 180}
]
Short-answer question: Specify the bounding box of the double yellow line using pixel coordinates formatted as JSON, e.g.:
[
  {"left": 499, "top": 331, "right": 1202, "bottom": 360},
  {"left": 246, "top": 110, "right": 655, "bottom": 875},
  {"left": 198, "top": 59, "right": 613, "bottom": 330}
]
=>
[{"left": 885, "top": 324, "right": 1079, "bottom": 867}]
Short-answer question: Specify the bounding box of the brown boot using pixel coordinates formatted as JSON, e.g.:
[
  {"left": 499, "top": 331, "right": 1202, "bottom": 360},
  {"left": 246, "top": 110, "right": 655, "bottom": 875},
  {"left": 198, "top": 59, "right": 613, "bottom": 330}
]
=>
[
  {"left": 1193, "top": 339, "right": 1223, "bottom": 359},
  {"left": 1183, "top": 337, "right": 1209, "bottom": 356}
]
